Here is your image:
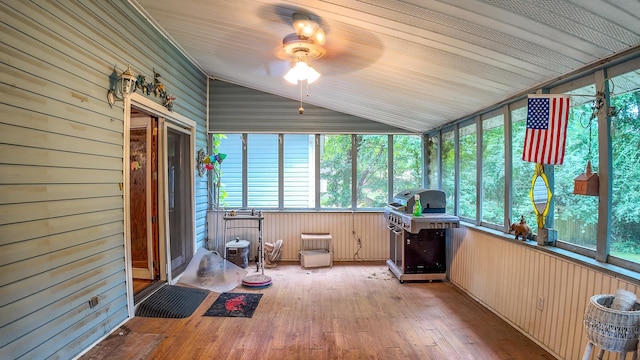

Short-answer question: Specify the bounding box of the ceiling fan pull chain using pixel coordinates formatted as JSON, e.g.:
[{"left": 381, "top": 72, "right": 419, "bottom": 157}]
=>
[{"left": 298, "top": 81, "right": 304, "bottom": 115}]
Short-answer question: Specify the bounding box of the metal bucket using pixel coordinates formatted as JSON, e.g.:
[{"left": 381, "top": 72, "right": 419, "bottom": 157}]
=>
[{"left": 225, "top": 239, "right": 250, "bottom": 268}]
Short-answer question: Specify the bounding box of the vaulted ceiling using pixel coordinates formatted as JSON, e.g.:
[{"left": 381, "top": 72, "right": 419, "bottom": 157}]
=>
[{"left": 132, "top": 0, "right": 640, "bottom": 133}]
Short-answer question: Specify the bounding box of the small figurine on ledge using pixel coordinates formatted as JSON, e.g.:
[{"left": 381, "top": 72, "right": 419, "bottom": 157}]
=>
[{"left": 510, "top": 215, "right": 532, "bottom": 241}]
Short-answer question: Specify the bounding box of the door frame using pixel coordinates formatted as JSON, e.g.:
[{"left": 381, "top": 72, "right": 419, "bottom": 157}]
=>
[
  {"left": 123, "top": 93, "right": 197, "bottom": 317},
  {"left": 160, "top": 119, "right": 196, "bottom": 278}
]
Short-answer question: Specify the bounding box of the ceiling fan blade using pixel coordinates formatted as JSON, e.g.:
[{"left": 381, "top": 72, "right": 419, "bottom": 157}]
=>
[
  {"left": 265, "top": 60, "right": 291, "bottom": 78},
  {"left": 261, "top": 5, "right": 383, "bottom": 77}
]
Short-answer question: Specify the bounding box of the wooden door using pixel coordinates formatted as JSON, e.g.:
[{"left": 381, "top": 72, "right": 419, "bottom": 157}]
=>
[{"left": 130, "top": 116, "right": 159, "bottom": 280}]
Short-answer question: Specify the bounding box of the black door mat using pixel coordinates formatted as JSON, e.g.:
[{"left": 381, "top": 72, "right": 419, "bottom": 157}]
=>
[
  {"left": 135, "top": 285, "right": 209, "bottom": 318},
  {"left": 134, "top": 280, "right": 165, "bottom": 305}
]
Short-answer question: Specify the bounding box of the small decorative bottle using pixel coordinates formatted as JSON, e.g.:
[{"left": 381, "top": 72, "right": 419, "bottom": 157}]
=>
[{"left": 413, "top": 194, "right": 423, "bottom": 217}]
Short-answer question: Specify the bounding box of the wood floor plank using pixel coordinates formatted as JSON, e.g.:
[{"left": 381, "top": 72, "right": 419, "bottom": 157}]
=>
[{"left": 81, "top": 263, "right": 554, "bottom": 360}]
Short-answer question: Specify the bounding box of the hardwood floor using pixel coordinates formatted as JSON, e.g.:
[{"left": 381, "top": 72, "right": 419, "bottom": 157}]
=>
[
  {"left": 82, "top": 262, "right": 555, "bottom": 360},
  {"left": 132, "top": 278, "right": 154, "bottom": 294}
]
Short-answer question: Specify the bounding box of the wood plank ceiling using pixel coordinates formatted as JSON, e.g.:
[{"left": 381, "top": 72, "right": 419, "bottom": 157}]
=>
[{"left": 132, "top": 0, "right": 640, "bottom": 133}]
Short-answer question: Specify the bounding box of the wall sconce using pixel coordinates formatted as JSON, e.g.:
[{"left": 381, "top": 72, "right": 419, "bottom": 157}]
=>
[{"left": 107, "top": 65, "right": 137, "bottom": 107}]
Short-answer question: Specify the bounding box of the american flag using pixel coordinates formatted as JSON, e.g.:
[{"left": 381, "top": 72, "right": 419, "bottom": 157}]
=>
[{"left": 522, "top": 94, "right": 570, "bottom": 165}]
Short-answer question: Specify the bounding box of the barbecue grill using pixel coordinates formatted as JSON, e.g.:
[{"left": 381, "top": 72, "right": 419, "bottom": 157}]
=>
[{"left": 384, "top": 188, "right": 459, "bottom": 282}]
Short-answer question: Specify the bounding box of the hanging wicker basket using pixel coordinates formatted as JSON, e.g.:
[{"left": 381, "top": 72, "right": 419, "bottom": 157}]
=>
[{"left": 583, "top": 294, "right": 640, "bottom": 352}]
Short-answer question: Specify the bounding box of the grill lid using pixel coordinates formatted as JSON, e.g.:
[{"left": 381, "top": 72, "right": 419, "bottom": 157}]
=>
[{"left": 389, "top": 188, "right": 446, "bottom": 214}]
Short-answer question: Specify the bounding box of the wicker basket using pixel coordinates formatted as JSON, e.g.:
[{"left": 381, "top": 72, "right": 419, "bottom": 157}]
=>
[{"left": 583, "top": 294, "right": 640, "bottom": 352}]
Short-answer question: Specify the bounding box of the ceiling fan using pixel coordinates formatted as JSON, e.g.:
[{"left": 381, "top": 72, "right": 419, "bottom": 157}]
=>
[
  {"left": 266, "top": 7, "right": 383, "bottom": 78},
  {"left": 275, "top": 12, "right": 328, "bottom": 114},
  {"left": 281, "top": 13, "right": 326, "bottom": 85},
  {"left": 264, "top": 7, "right": 384, "bottom": 113}
]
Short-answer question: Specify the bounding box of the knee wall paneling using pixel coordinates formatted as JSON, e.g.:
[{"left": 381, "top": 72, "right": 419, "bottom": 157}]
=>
[
  {"left": 448, "top": 227, "right": 640, "bottom": 360},
  {"left": 207, "top": 211, "right": 388, "bottom": 261}
]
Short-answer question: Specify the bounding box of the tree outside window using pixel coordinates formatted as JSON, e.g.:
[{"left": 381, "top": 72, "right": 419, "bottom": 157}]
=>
[
  {"left": 356, "top": 135, "right": 388, "bottom": 208},
  {"left": 554, "top": 84, "right": 599, "bottom": 249},
  {"left": 393, "top": 135, "right": 422, "bottom": 196},
  {"left": 610, "top": 69, "right": 640, "bottom": 263},
  {"left": 441, "top": 130, "right": 455, "bottom": 214},
  {"left": 320, "top": 134, "right": 352, "bottom": 208},
  {"left": 426, "top": 135, "right": 439, "bottom": 190},
  {"left": 481, "top": 113, "right": 505, "bottom": 226},
  {"left": 459, "top": 123, "right": 477, "bottom": 220}
]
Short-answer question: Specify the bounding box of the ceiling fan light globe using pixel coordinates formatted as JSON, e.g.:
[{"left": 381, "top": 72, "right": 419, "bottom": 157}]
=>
[
  {"left": 306, "top": 66, "right": 321, "bottom": 83},
  {"left": 292, "top": 13, "right": 308, "bottom": 29},
  {"left": 283, "top": 61, "right": 321, "bottom": 84},
  {"left": 284, "top": 69, "right": 300, "bottom": 84},
  {"left": 284, "top": 62, "right": 305, "bottom": 84},
  {"left": 292, "top": 14, "right": 317, "bottom": 36},
  {"left": 314, "top": 28, "right": 326, "bottom": 45},
  {"left": 301, "top": 23, "right": 316, "bottom": 37}
]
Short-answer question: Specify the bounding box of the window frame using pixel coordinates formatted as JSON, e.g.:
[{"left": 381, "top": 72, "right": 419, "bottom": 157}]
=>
[
  {"left": 214, "top": 133, "right": 423, "bottom": 211},
  {"left": 549, "top": 76, "right": 599, "bottom": 257},
  {"left": 479, "top": 108, "right": 507, "bottom": 230},
  {"left": 438, "top": 125, "right": 457, "bottom": 216},
  {"left": 457, "top": 117, "right": 479, "bottom": 224},
  {"left": 424, "top": 55, "right": 640, "bottom": 274}
]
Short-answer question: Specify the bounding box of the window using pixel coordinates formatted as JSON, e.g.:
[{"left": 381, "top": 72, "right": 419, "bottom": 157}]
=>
[
  {"left": 511, "top": 104, "right": 536, "bottom": 226},
  {"left": 425, "top": 57, "right": 640, "bottom": 273},
  {"left": 481, "top": 112, "right": 505, "bottom": 226},
  {"left": 441, "top": 130, "right": 455, "bottom": 214},
  {"left": 247, "top": 134, "right": 278, "bottom": 208},
  {"left": 394, "top": 135, "right": 422, "bottom": 196},
  {"left": 459, "top": 122, "right": 477, "bottom": 220},
  {"left": 218, "top": 133, "right": 243, "bottom": 208},
  {"left": 320, "top": 134, "right": 352, "bottom": 208},
  {"left": 283, "top": 134, "right": 315, "bottom": 208},
  {"left": 216, "top": 132, "right": 422, "bottom": 210},
  {"left": 426, "top": 135, "right": 439, "bottom": 189},
  {"left": 356, "top": 135, "right": 388, "bottom": 208},
  {"left": 554, "top": 84, "right": 599, "bottom": 249},
  {"left": 609, "top": 68, "right": 640, "bottom": 264}
]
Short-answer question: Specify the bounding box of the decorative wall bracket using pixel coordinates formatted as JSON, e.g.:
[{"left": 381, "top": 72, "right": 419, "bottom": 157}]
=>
[
  {"left": 135, "top": 69, "right": 176, "bottom": 111},
  {"left": 197, "top": 149, "right": 207, "bottom": 177},
  {"left": 197, "top": 149, "right": 227, "bottom": 177}
]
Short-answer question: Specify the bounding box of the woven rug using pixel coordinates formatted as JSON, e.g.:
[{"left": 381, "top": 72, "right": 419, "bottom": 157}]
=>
[
  {"left": 135, "top": 285, "right": 209, "bottom": 318},
  {"left": 203, "top": 293, "right": 263, "bottom": 318}
]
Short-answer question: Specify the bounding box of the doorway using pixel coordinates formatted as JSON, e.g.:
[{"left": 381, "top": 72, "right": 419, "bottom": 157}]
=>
[
  {"left": 129, "top": 113, "right": 161, "bottom": 298},
  {"left": 127, "top": 104, "right": 196, "bottom": 304}
]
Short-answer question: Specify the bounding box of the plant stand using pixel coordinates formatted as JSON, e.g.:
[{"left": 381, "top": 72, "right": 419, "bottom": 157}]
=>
[{"left": 582, "top": 294, "right": 640, "bottom": 360}]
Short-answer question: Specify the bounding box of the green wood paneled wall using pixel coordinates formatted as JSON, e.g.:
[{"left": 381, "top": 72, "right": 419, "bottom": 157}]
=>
[
  {"left": 209, "top": 79, "right": 413, "bottom": 134},
  {"left": 0, "top": 1, "right": 207, "bottom": 358}
]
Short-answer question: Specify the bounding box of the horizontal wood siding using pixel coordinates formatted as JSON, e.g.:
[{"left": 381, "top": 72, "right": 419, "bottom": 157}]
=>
[
  {"left": 448, "top": 227, "right": 640, "bottom": 360},
  {"left": 0, "top": 1, "right": 206, "bottom": 359},
  {"left": 209, "top": 80, "right": 413, "bottom": 134},
  {"left": 208, "top": 211, "right": 389, "bottom": 261}
]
